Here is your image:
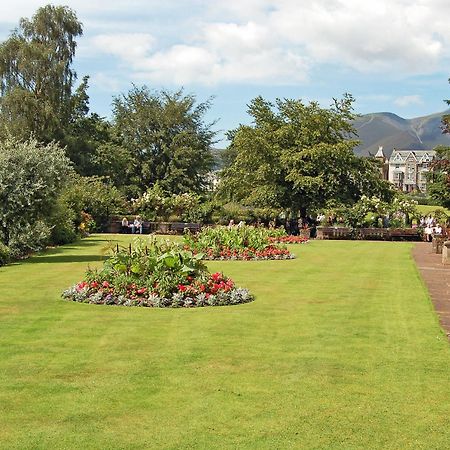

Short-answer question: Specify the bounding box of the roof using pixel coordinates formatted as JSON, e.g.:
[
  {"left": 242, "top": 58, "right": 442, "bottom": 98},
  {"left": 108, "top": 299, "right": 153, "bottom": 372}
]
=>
[
  {"left": 375, "top": 146, "right": 385, "bottom": 158},
  {"left": 388, "top": 149, "right": 436, "bottom": 163}
]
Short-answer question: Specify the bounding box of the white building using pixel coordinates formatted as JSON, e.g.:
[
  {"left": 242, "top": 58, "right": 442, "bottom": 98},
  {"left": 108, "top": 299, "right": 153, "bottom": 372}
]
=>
[{"left": 388, "top": 149, "right": 436, "bottom": 193}]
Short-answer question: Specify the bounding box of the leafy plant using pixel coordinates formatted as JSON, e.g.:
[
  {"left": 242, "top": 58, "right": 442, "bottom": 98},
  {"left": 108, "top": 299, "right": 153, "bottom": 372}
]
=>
[
  {"left": 183, "top": 225, "right": 295, "bottom": 260},
  {"left": 63, "top": 237, "right": 253, "bottom": 307}
]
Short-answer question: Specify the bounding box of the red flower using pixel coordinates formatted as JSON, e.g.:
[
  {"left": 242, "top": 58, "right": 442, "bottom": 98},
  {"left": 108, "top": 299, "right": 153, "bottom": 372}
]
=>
[
  {"left": 102, "top": 281, "right": 110, "bottom": 288},
  {"left": 211, "top": 272, "right": 222, "bottom": 282}
]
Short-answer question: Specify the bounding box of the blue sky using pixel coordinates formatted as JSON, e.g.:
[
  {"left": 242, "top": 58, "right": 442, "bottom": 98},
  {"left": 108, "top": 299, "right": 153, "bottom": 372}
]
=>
[{"left": 1, "top": 1, "right": 449, "bottom": 144}]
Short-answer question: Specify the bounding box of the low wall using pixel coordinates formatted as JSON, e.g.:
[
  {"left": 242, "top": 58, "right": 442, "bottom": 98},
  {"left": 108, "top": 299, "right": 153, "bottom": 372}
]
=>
[{"left": 316, "top": 227, "right": 423, "bottom": 241}]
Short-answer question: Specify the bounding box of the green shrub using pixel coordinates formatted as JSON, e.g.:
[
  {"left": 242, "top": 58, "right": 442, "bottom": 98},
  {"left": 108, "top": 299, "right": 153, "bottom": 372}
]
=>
[
  {"left": 49, "top": 198, "right": 77, "bottom": 245},
  {"left": 8, "top": 221, "right": 51, "bottom": 258},
  {"left": 0, "top": 242, "right": 10, "bottom": 266}
]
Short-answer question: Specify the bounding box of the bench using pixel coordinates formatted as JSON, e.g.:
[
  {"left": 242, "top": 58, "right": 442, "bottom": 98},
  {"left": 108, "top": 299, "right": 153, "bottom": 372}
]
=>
[{"left": 107, "top": 220, "right": 201, "bottom": 235}]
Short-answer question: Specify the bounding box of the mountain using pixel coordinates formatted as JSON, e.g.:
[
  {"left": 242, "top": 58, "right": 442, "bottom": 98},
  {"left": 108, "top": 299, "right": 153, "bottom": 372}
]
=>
[{"left": 353, "top": 110, "right": 450, "bottom": 158}]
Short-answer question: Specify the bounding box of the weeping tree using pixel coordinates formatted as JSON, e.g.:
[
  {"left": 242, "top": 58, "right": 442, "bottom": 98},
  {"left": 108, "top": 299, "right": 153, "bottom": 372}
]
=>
[{"left": 0, "top": 4, "right": 84, "bottom": 142}]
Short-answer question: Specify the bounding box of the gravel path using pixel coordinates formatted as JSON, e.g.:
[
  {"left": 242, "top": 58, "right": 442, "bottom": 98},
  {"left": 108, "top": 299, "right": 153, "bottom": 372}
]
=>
[{"left": 412, "top": 242, "right": 450, "bottom": 339}]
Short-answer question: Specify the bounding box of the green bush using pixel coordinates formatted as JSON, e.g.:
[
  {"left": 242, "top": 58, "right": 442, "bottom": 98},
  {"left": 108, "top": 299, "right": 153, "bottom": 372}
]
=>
[
  {"left": 0, "top": 242, "right": 11, "bottom": 266},
  {"left": 49, "top": 198, "right": 78, "bottom": 245},
  {"left": 8, "top": 221, "right": 51, "bottom": 258}
]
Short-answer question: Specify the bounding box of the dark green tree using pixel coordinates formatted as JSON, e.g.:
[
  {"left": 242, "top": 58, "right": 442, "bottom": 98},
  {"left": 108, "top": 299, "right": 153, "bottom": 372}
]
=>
[
  {"left": 0, "top": 5, "right": 84, "bottom": 142},
  {"left": 219, "top": 95, "right": 392, "bottom": 216},
  {"left": 443, "top": 78, "right": 450, "bottom": 134},
  {"left": 112, "top": 86, "right": 216, "bottom": 195},
  {"left": 427, "top": 81, "right": 450, "bottom": 209},
  {"left": 428, "top": 146, "right": 450, "bottom": 208}
]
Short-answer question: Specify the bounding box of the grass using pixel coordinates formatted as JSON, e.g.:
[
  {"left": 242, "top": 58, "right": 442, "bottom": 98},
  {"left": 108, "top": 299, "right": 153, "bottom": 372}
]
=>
[
  {"left": 416, "top": 204, "right": 450, "bottom": 217},
  {"left": 0, "top": 235, "right": 449, "bottom": 449}
]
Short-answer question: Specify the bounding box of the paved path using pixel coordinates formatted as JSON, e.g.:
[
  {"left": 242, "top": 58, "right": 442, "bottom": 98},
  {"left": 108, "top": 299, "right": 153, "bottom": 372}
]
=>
[{"left": 412, "top": 242, "right": 450, "bottom": 338}]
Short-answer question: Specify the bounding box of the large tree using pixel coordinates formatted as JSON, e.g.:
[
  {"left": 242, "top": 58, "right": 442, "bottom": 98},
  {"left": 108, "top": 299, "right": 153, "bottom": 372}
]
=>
[
  {"left": 112, "top": 86, "right": 216, "bottom": 196},
  {"left": 219, "top": 95, "right": 391, "bottom": 216},
  {"left": 0, "top": 4, "right": 83, "bottom": 142}
]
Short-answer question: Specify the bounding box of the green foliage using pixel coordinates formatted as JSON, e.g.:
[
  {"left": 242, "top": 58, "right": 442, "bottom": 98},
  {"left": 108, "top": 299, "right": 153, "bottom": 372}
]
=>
[
  {"left": 0, "top": 138, "right": 72, "bottom": 255},
  {"left": 428, "top": 145, "right": 450, "bottom": 208},
  {"left": 98, "top": 237, "right": 207, "bottom": 298},
  {"left": 48, "top": 197, "right": 77, "bottom": 245},
  {"left": 8, "top": 220, "right": 52, "bottom": 258},
  {"left": 209, "top": 202, "right": 282, "bottom": 225},
  {"left": 183, "top": 224, "right": 293, "bottom": 259},
  {"left": 218, "top": 94, "right": 392, "bottom": 215},
  {"left": 113, "top": 86, "right": 216, "bottom": 195},
  {"left": 442, "top": 78, "right": 449, "bottom": 134},
  {"left": 0, "top": 5, "right": 83, "bottom": 142},
  {"left": 334, "top": 194, "right": 419, "bottom": 228},
  {"left": 62, "top": 236, "right": 253, "bottom": 307},
  {"left": 132, "top": 185, "right": 200, "bottom": 221},
  {"left": 0, "top": 242, "right": 10, "bottom": 266},
  {"left": 60, "top": 174, "right": 126, "bottom": 231}
]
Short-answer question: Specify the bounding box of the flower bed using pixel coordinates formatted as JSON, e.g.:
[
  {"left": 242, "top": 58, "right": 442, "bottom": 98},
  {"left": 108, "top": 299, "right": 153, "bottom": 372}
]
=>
[
  {"left": 183, "top": 225, "right": 295, "bottom": 260},
  {"left": 268, "top": 235, "right": 309, "bottom": 244},
  {"left": 62, "top": 238, "right": 253, "bottom": 308}
]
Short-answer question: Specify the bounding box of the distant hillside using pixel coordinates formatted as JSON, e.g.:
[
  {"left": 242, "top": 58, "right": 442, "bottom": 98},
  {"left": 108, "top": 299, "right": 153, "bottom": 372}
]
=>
[{"left": 353, "top": 110, "right": 450, "bottom": 157}]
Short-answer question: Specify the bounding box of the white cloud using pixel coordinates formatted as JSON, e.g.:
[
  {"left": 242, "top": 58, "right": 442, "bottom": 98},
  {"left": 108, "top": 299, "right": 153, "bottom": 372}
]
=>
[
  {"left": 90, "top": 33, "right": 155, "bottom": 61},
  {"left": 2, "top": 0, "right": 450, "bottom": 86},
  {"left": 394, "top": 95, "right": 424, "bottom": 107},
  {"left": 90, "top": 72, "right": 122, "bottom": 93}
]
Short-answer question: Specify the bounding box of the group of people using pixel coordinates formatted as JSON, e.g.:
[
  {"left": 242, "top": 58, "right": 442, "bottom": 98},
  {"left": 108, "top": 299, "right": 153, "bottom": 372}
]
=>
[
  {"left": 121, "top": 217, "right": 143, "bottom": 234},
  {"left": 421, "top": 215, "right": 444, "bottom": 242}
]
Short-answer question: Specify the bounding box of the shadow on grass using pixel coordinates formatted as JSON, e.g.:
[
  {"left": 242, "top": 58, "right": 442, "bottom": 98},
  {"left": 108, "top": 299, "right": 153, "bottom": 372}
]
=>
[
  {"left": 27, "top": 254, "right": 108, "bottom": 264},
  {"left": 14, "top": 236, "right": 117, "bottom": 265}
]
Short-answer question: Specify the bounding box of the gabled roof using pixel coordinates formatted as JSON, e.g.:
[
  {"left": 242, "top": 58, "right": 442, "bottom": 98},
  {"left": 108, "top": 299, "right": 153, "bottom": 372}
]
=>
[{"left": 389, "top": 149, "right": 436, "bottom": 163}]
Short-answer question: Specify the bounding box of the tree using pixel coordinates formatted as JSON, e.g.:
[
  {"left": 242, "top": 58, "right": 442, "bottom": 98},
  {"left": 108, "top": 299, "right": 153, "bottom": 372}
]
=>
[
  {"left": 428, "top": 145, "right": 450, "bottom": 209},
  {"left": 112, "top": 86, "right": 216, "bottom": 196},
  {"left": 0, "top": 138, "right": 72, "bottom": 252},
  {"left": 218, "top": 94, "right": 392, "bottom": 216},
  {"left": 0, "top": 4, "right": 83, "bottom": 142},
  {"left": 427, "top": 81, "right": 450, "bottom": 209},
  {"left": 443, "top": 78, "right": 450, "bottom": 134}
]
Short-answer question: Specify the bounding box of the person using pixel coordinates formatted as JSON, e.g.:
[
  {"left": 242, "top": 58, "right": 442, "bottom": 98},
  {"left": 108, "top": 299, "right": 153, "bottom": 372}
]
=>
[
  {"left": 131, "top": 216, "right": 143, "bottom": 234},
  {"left": 237, "top": 220, "right": 245, "bottom": 228},
  {"left": 424, "top": 224, "right": 433, "bottom": 242},
  {"left": 121, "top": 217, "right": 129, "bottom": 234},
  {"left": 228, "top": 219, "right": 235, "bottom": 228},
  {"left": 434, "top": 223, "right": 442, "bottom": 235}
]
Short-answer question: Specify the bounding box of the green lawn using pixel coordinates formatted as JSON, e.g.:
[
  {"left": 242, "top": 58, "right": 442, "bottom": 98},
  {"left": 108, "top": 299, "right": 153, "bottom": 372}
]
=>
[
  {"left": 1, "top": 235, "right": 449, "bottom": 449},
  {"left": 416, "top": 204, "right": 450, "bottom": 217}
]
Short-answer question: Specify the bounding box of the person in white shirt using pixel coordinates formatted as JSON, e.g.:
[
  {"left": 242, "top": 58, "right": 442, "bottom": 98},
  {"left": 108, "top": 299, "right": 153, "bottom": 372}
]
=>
[{"left": 424, "top": 224, "right": 433, "bottom": 242}]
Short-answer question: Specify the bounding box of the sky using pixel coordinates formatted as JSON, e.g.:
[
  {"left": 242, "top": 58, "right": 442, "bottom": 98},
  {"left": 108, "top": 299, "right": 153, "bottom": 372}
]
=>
[{"left": 0, "top": 0, "right": 449, "bottom": 144}]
